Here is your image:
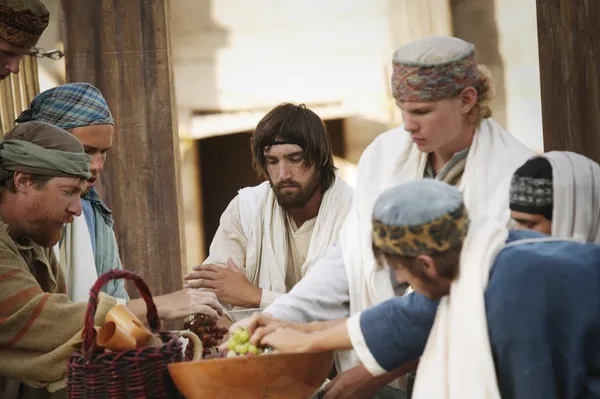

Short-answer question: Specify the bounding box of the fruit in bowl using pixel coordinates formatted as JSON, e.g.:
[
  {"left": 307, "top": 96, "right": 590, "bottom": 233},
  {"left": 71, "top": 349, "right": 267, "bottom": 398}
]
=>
[
  {"left": 206, "top": 326, "right": 273, "bottom": 359},
  {"left": 168, "top": 349, "right": 333, "bottom": 398}
]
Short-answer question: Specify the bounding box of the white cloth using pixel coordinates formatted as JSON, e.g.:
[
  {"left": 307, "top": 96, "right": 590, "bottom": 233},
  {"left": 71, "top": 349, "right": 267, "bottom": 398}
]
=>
[
  {"left": 238, "top": 176, "right": 353, "bottom": 302},
  {"left": 412, "top": 218, "right": 507, "bottom": 399},
  {"left": 337, "top": 119, "right": 534, "bottom": 371},
  {"left": 542, "top": 151, "right": 600, "bottom": 243},
  {"left": 53, "top": 215, "right": 98, "bottom": 302}
]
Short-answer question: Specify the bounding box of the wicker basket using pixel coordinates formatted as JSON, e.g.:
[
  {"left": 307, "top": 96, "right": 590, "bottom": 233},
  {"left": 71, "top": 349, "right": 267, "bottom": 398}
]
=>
[{"left": 67, "top": 270, "right": 186, "bottom": 399}]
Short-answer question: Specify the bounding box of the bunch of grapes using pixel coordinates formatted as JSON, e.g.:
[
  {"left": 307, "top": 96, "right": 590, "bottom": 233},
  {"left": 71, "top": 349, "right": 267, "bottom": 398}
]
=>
[
  {"left": 183, "top": 314, "right": 229, "bottom": 360},
  {"left": 220, "top": 327, "right": 272, "bottom": 358}
]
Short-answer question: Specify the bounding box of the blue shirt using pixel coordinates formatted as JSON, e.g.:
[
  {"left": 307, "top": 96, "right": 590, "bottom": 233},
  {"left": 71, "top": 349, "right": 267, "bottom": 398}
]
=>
[{"left": 359, "top": 230, "right": 600, "bottom": 399}]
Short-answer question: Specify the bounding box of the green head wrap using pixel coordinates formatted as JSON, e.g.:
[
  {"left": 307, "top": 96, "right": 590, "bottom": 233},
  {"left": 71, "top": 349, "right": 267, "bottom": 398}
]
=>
[{"left": 1, "top": 121, "right": 91, "bottom": 181}]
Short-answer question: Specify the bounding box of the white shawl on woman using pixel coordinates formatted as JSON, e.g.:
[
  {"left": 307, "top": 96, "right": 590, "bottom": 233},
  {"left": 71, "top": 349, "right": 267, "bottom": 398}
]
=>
[{"left": 542, "top": 151, "right": 600, "bottom": 243}]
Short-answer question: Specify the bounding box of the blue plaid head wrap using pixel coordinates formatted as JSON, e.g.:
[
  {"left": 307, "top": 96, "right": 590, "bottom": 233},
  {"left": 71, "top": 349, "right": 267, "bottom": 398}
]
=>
[{"left": 15, "top": 82, "right": 114, "bottom": 130}]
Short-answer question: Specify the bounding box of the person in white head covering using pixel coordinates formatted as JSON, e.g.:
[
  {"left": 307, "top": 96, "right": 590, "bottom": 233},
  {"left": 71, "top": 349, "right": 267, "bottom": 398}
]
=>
[
  {"left": 248, "top": 179, "right": 600, "bottom": 399},
  {"left": 230, "top": 36, "right": 535, "bottom": 396},
  {"left": 510, "top": 151, "right": 600, "bottom": 243}
]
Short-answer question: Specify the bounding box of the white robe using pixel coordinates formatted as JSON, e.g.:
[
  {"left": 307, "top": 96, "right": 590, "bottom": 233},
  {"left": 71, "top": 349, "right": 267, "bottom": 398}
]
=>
[
  {"left": 52, "top": 215, "right": 97, "bottom": 302},
  {"left": 230, "top": 176, "right": 353, "bottom": 307}
]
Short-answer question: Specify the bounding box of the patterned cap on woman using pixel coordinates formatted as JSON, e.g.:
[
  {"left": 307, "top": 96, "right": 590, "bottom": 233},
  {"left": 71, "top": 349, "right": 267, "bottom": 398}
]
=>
[
  {"left": 372, "top": 179, "right": 470, "bottom": 257},
  {"left": 0, "top": 0, "right": 49, "bottom": 49},
  {"left": 15, "top": 82, "right": 114, "bottom": 130},
  {"left": 509, "top": 157, "right": 553, "bottom": 221},
  {"left": 391, "top": 36, "right": 483, "bottom": 103}
]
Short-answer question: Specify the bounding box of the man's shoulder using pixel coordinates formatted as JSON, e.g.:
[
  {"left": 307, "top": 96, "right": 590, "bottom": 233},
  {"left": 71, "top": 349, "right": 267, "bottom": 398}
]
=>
[
  {"left": 237, "top": 181, "right": 270, "bottom": 211},
  {"left": 0, "top": 226, "right": 43, "bottom": 270},
  {"left": 358, "top": 125, "right": 409, "bottom": 165},
  {"left": 491, "top": 234, "right": 600, "bottom": 290},
  {"left": 0, "top": 225, "right": 18, "bottom": 252},
  {"left": 237, "top": 181, "right": 270, "bottom": 199}
]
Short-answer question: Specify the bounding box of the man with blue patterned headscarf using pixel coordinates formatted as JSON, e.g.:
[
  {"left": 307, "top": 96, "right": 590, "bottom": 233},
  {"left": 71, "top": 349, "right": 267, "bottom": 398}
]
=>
[
  {"left": 15, "top": 82, "right": 224, "bottom": 322},
  {"left": 17, "top": 82, "right": 125, "bottom": 302}
]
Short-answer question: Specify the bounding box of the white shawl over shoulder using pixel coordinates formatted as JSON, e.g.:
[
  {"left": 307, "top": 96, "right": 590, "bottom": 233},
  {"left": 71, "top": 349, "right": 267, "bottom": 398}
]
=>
[
  {"left": 238, "top": 176, "right": 353, "bottom": 295},
  {"left": 412, "top": 218, "right": 507, "bottom": 399}
]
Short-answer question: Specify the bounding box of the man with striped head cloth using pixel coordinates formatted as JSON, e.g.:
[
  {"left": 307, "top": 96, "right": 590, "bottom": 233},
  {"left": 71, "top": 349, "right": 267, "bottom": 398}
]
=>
[
  {"left": 15, "top": 82, "right": 223, "bottom": 322},
  {"left": 17, "top": 82, "right": 129, "bottom": 302},
  {"left": 0, "top": 0, "right": 49, "bottom": 80}
]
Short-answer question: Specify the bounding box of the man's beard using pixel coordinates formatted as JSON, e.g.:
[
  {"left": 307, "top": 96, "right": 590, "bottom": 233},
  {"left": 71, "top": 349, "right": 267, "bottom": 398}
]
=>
[
  {"left": 26, "top": 201, "right": 71, "bottom": 247},
  {"left": 271, "top": 173, "right": 321, "bottom": 210}
]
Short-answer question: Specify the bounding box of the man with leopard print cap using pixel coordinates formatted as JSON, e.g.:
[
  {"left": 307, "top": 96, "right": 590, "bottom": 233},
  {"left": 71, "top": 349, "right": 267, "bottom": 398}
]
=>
[{"left": 248, "top": 179, "right": 600, "bottom": 399}]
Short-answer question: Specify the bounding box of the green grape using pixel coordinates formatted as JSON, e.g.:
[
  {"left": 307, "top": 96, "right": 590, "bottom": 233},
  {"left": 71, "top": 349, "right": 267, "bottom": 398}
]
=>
[
  {"left": 227, "top": 339, "right": 237, "bottom": 350},
  {"left": 233, "top": 328, "right": 243, "bottom": 341},
  {"left": 226, "top": 350, "right": 238, "bottom": 358},
  {"left": 237, "top": 343, "right": 248, "bottom": 354},
  {"left": 248, "top": 344, "right": 258, "bottom": 354},
  {"left": 238, "top": 329, "right": 250, "bottom": 343}
]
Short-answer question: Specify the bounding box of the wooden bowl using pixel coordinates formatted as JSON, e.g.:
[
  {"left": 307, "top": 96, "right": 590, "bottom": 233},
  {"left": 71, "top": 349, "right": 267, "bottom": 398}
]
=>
[{"left": 168, "top": 351, "right": 334, "bottom": 398}]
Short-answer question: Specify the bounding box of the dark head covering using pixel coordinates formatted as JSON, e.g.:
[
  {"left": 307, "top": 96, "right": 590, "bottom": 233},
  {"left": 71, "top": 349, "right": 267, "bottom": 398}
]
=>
[
  {"left": 509, "top": 157, "right": 553, "bottom": 221},
  {"left": 372, "top": 179, "right": 470, "bottom": 257},
  {"left": 16, "top": 82, "right": 114, "bottom": 130},
  {"left": 1, "top": 121, "right": 91, "bottom": 181},
  {"left": 0, "top": 0, "right": 49, "bottom": 49}
]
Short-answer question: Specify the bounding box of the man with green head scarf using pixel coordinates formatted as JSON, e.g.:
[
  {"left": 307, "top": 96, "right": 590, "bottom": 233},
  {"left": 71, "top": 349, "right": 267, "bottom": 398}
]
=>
[
  {"left": 16, "top": 82, "right": 224, "bottom": 323},
  {"left": 0, "top": 121, "right": 119, "bottom": 398}
]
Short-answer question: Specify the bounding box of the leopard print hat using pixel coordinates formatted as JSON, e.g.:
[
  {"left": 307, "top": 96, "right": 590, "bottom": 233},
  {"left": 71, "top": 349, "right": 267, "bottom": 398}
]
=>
[{"left": 372, "top": 179, "right": 470, "bottom": 257}]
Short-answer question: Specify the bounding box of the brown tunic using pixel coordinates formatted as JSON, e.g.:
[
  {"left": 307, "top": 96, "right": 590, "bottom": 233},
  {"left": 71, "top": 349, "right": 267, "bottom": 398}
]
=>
[{"left": 0, "top": 220, "right": 116, "bottom": 398}]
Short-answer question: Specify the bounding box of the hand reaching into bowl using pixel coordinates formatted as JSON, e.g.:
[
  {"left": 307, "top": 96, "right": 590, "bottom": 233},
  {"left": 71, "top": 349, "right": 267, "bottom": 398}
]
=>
[
  {"left": 246, "top": 316, "right": 353, "bottom": 355},
  {"left": 255, "top": 327, "right": 316, "bottom": 353}
]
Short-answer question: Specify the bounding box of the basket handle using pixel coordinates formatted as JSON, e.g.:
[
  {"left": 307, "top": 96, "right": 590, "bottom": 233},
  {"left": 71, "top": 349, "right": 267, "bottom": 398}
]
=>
[
  {"left": 82, "top": 270, "right": 160, "bottom": 357},
  {"left": 177, "top": 330, "right": 203, "bottom": 361}
]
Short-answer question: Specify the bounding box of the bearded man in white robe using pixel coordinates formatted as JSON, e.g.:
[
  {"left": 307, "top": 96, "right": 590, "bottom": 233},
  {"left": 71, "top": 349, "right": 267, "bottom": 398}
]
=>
[{"left": 184, "top": 103, "right": 353, "bottom": 313}]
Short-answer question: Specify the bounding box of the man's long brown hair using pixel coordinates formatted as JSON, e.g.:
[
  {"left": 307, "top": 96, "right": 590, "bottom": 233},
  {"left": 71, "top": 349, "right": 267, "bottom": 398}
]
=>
[{"left": 251, "top": 103, "right": 336, "bottom": 192}]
